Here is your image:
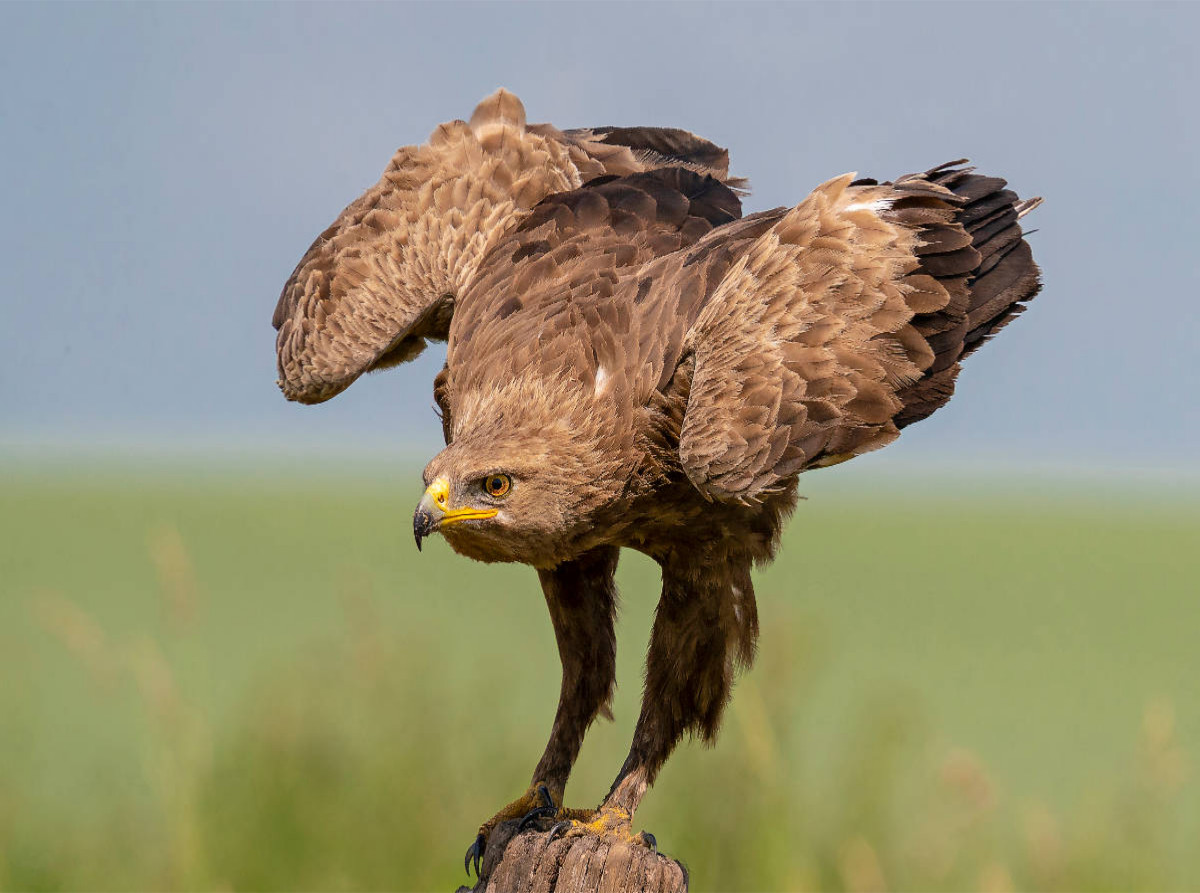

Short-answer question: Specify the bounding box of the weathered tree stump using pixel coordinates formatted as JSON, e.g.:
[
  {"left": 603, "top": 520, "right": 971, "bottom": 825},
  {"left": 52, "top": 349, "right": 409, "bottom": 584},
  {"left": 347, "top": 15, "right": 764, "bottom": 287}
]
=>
[{"left": 456, "top": 819, "right": 688, "bottom": 893}]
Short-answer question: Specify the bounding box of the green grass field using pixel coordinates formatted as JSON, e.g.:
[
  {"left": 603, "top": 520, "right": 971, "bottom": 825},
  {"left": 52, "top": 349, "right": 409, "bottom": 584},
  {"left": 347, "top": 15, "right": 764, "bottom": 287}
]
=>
[{"left": 1, "top": 465, "right": 1197, "bottom": 891}]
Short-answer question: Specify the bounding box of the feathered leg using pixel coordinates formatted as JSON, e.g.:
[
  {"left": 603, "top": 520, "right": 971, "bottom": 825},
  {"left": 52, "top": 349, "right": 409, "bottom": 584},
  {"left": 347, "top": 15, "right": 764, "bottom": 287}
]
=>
[
  {"left": 465, "top": 546, "right": 619, "bottom": 875},
  {"left": 551, "top": 551, "right": 758, "bottom": 849},
  {"left": 533, "top": 545, "right": 620, "bottom": 788}
]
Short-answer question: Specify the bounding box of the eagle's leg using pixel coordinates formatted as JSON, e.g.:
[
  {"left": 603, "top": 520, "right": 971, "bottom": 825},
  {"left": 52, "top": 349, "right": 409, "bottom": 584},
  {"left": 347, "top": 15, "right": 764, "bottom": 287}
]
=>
[
  {"left": 552, "top": 553, "right": 758, "bottom": 848},
  {"left": 465, "top": 545, "right": 619, "bottom": 874}
]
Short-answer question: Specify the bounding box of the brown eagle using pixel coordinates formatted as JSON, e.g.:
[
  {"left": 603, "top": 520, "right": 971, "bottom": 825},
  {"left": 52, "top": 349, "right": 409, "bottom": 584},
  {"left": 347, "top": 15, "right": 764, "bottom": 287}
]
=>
[{"left": 273, "top": 90, "right": 1042, "bottom": 873}]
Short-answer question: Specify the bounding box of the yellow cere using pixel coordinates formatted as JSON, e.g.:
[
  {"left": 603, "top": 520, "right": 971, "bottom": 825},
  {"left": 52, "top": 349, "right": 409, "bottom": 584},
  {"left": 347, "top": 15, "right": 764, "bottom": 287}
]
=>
[{"left": 427, "top": 477, "right": 450, "bottom": 508}]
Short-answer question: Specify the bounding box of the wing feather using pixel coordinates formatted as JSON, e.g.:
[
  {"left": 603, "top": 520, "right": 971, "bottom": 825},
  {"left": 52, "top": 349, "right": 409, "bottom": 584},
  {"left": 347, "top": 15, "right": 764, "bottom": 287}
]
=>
[{"left": 675, "top": 163, "right": 1042, "bottom": 502}]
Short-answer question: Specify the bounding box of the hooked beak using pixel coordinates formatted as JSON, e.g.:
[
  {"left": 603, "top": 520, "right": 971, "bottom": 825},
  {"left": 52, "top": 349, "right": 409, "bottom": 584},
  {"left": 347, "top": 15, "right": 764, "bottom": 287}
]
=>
[
  {"left": 412, "top": 477, "right": 499, "bottom": 551},
  {"left": 413, "top": 493, "right": 438, "bottom": 552}
]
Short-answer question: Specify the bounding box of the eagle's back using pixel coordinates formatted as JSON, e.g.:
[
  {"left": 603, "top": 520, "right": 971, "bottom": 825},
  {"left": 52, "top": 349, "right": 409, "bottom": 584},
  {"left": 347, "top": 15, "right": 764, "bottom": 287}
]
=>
[{"left": 447, "top": 169, "right": 745, "bottom": 401}]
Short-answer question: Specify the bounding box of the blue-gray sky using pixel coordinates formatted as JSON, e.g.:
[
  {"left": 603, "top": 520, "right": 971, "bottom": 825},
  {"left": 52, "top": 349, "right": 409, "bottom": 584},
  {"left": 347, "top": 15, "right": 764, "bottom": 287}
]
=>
[{"left": 2, "top": 2, "right": 1197, "bottom": 471}]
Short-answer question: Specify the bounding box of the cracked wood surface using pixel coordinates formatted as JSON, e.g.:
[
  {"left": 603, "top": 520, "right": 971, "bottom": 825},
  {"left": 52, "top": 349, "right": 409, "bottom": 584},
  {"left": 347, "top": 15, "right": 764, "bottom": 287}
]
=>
[{"left": 456, "top": 819, "right": 687, "bottom": 893}]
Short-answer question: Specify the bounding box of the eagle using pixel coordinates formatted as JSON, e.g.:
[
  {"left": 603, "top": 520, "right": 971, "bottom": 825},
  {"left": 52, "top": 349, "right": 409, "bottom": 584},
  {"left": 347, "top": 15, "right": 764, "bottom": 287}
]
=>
[{"left": 273, "top": 90, "right": 1042, "bottom": 875}]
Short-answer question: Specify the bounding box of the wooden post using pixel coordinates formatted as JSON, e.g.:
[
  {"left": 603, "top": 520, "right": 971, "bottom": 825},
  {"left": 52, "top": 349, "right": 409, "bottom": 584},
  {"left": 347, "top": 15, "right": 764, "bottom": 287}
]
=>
[{"left": 456, "top": 819, "right": 689, "bottom": 893}]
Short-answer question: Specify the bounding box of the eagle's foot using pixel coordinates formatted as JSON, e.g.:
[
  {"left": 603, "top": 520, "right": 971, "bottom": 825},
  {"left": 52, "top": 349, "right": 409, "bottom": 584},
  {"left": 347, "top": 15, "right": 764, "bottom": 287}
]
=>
[
  {"left": 465, "top": 782, "right": 561, "bottom": 877},
  {"left": 547, "top": 804, "right": 658, "bottom": 854},
  {"left": 516, "top": 783, "right": 559, "bottom": 831}
]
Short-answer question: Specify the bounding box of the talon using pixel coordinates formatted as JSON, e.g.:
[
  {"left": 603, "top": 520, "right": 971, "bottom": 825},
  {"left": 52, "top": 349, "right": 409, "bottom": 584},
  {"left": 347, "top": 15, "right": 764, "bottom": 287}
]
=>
[
  {"left": 517, "top": 804, "right": 556, "bottom": 832},
  {"left": 516, "top": 783, "right": 559, "bottom": 831},
  {"left": 548, "top": 819, "right": 573, "bottom": 841},
  {"left": 464, "top": 833, "right": 485, "bottom": 878}
]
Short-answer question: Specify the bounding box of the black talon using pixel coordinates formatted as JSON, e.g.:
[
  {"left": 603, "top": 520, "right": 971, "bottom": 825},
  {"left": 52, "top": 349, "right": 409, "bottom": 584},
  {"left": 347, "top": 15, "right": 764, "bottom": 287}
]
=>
[
  {"left": 516, "top": 784, "right": 558, "bottom": 832},
  {"left": 640, "top": 831, "right": 658, "bottom": 855},
  {"left": 464, "top": 833, "right": 485, "bottom": 878},
  {"left": 548, "top": 819, "right": 572, "bottom": 841},
  {"left": 517, "top": 804, "right": 556, "bottom": 832}
]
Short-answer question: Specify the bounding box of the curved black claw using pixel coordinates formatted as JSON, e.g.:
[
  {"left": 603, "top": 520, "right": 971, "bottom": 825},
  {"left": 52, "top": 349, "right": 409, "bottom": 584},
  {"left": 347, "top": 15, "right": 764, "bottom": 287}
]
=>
[
  {"left": 517, "top": 804, "right": 557, "bottom": 832},
  {"left": 548, "top": 819, "right": 573, "bottom": 841},
  {"left": 516, "top": 784, "right": 557, "bottom": 832},
  {"left": 640, "top": 831, "right": 658, "bottom": 855},
  {"left": 464, "top": 832, "right": 485, "bottom": 878}
]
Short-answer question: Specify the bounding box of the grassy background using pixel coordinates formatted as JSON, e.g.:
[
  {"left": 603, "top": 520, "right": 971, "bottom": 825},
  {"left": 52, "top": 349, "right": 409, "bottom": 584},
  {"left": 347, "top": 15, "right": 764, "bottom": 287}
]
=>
[{"left": 1, "top": 464, "right": 1196, "bottom": 891}]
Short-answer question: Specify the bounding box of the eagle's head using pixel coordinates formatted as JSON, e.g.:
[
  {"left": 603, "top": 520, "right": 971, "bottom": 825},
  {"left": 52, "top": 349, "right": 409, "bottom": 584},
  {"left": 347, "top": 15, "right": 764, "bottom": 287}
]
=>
[{"left": 412, "top": 373, "right": 635, "bottom": 567}]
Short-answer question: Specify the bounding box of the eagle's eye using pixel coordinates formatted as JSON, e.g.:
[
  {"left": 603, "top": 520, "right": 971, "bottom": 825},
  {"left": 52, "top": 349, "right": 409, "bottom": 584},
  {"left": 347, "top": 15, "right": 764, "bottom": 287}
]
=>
[{"left": 483, "top": 474, "right": 511, "bottom": 498}]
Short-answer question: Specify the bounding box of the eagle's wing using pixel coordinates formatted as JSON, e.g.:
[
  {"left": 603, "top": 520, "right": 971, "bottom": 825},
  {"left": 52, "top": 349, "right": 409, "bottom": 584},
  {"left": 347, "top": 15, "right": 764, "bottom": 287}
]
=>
[
  {"left": 273, "top": 91, "right": 744, "bottom": 405},
  {"left": 273, "top": 91, "right": 546, "bottom": 404},
  {"left": 674, "top": 162, "right": 1042, "bottom": 502},
  {"left": 553, "top": 126, "right": 749, "bottom": 193}
]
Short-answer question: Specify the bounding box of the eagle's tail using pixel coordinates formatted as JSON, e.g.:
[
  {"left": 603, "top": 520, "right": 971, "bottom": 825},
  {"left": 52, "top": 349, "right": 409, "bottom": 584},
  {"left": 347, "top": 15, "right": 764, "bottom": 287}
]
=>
[{"left": 866, "top": 162, "right": 1044, "bottom": 429}]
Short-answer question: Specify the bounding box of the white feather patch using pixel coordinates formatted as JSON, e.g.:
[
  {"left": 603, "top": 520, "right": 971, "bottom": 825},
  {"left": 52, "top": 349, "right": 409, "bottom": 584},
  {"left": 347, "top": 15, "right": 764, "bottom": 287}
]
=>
[{"left": 845, "top": 197, "right": 893, "bottom": 215}]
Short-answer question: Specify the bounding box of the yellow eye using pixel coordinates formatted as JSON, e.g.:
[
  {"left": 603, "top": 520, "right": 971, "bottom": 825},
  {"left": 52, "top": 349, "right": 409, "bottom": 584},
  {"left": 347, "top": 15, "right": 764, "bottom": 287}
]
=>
[{"left": 483, "top": 474, "right": 511, "bottom": 498}]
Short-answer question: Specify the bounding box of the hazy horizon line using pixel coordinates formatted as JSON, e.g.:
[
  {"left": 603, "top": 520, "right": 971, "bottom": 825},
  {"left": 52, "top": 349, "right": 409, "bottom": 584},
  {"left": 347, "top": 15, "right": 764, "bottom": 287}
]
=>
[{"left": 5, "top": 435, "right": 1198, "bottom": 501}]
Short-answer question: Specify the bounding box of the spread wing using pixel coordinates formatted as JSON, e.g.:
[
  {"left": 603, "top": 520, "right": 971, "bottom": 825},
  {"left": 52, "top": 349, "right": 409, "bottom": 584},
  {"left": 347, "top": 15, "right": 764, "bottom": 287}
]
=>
[
  {"left": 272, "top": 90, "right": 744, "bottom": 405},
  {"left": 273, "top": 90, "right": 566, "bottom": 404},
  {"left": 675, "top": 162, "right": 1042, "bottom": 502}
]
